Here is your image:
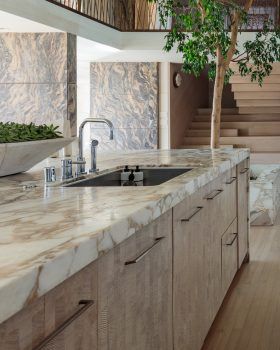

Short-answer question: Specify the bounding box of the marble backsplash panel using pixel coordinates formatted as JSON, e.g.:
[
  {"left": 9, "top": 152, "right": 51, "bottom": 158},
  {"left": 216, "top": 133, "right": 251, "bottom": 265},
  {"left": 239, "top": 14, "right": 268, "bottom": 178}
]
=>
[
  {"left": 0, "top": 33, "right": 67, "bottom": 84},
  {"left": 0, "top": 33, "right": 77, "bottom": 137},
  {"left": 0, "top": 83, "right": 67, "bottom": 127},
  {"left": 90, "top": 62, "right": 158, "bottom": 151}
]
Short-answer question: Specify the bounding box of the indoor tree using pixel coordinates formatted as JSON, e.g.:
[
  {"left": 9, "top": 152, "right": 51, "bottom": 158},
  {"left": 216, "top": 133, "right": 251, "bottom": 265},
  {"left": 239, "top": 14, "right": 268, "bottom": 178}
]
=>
[{"left": 148, "top": 0, "right": 280, "bottom": 148}]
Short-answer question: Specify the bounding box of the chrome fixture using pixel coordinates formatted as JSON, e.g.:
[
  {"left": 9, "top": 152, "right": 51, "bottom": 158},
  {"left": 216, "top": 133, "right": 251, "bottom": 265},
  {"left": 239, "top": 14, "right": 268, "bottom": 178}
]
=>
[
  {"left": 89, "top": 139, "right": 99, "bottom": 173},
  {"left": 61, "top": 158, "right": 87, "bottom": 180},
  {"left": 78, "top": 118, "right": 114, "bottom": 174},
  {"left": 44, "top": 166, "right": 56, "bottom": 183},
  {"left": 61, "top": 159, "right": 73, "bottom": 180},
  {"left": 72, "top": 158, "right": 87, "bottom": 177}
]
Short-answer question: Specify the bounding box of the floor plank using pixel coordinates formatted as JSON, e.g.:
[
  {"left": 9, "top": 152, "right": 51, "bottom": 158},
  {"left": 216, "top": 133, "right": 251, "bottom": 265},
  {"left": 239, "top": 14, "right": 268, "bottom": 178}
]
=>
[{"left": 202, "top": 225, "right": 280, "bottom": 350}]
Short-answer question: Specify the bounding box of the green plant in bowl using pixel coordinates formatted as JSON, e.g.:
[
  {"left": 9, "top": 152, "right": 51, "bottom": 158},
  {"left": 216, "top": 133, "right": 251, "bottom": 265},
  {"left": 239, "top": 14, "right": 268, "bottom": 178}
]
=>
[{"left": 0, "top": 122, "right": 62, "bottom": 143}]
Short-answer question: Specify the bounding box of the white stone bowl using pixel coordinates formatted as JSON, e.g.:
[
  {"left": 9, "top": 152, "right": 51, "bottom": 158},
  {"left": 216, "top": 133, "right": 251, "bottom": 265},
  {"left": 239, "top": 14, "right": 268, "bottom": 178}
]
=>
[{"left": 0, "top": 137, "right": 75, "bottom": 177}]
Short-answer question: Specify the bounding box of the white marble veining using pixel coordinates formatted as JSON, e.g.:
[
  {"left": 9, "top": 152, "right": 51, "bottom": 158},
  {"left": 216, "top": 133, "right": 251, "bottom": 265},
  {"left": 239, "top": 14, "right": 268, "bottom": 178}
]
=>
[
  {"left": 0, "top": 148, "right": 249, "bottom": 324},
  {"left": 250, "top": 164, "right": 280, "bottom": 225}
]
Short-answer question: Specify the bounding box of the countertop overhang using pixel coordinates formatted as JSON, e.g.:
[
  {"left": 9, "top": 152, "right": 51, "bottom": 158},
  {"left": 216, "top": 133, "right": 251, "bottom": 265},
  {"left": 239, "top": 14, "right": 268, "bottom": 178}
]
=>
[{"left": 0, "top": 148, "right": 250, "bottom": 324}]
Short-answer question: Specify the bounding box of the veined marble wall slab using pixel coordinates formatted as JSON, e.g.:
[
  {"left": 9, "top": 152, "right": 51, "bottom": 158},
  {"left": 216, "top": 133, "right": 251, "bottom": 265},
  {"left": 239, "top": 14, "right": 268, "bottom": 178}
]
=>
[
  {"left": 0, "top": 33, "right": 77, "bottom": 136},
  {"left": 90, "top": 62, "right": 158, "bottom": 151}
]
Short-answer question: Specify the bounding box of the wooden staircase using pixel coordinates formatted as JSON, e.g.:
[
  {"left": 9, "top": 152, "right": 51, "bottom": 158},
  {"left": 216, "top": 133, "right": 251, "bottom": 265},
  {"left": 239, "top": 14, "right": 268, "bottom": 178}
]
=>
[
  {"left": 231, "top": 62, "right": 280, "bottom": 114},
  {"left": 182, "top": 108, "right": 280, "bottom": 152},
  {"left": 181, "top": 63, "right": 280, "bottom": 152}
]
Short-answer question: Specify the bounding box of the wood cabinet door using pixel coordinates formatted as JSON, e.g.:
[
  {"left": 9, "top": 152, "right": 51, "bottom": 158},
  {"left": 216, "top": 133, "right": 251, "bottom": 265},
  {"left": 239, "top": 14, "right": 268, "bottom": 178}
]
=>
[
  {"left": 38, "top": 262, "right": 98, "bottom": 350},
  {"left": 0, "top": 298, "right": 45, "bottom": 350},
  {"left": 237, "top": 158, "right": 250, "bottom": 267},
  {"left": 204, "top": 174, "right": 226, "bottom": 323},
  {"left": 221, "top": 219, "right": 238, "bottom": 297},
  {"left": 98, "top": 210, "right": 173, "bottom": 350},
  {"left": 173, "top": 186, "right": 209, "bottom": 350}
]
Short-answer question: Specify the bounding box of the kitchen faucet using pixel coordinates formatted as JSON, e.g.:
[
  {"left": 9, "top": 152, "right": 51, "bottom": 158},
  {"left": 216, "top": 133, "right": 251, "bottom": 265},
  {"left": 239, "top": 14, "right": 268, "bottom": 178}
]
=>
[{"left": 77, "top": 118, "right": 114, "bottom": 175}]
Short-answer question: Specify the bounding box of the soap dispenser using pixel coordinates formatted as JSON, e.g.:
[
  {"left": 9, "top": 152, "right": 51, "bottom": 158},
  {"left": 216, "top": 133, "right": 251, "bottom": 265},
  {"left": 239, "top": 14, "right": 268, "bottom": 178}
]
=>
[
  {"left": 123, "top": 170, "right": 137, "bottom": 186},
  {"left": 121, "top": 166, "right": 131, "bottom": 182},
  {"left": 134, "top": 166, "right": 144, "bottom": 182}
]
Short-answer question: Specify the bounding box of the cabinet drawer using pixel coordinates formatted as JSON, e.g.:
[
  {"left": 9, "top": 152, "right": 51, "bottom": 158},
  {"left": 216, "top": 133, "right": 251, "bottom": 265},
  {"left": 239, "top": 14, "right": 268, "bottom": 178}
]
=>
[
  {"left": 98, "top": 210, "right": 173, "bottom": 350},
  {"left": 0, "top": 262, "right": 98, "bottom": 350},
  {"left": 205, "top": 169, "right": 237, "bottom": 237},
  {"left": 223, "top": 168, "right": 237, "bottom": 231},
  {"left": 173, "top": 185, "right": 206, "bottom": 225},
  {"left": 38, "top": 263, "right": 98, "bottom": 350},
  {"left": 221, "top": 219, "right": 238, "bottom": 297}
]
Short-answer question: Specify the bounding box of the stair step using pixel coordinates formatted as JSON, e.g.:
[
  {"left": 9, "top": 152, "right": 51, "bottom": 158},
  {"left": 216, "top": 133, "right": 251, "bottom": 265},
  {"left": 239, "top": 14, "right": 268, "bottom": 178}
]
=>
[
  {"left": 237, "top": 99, "right": 280, "bottom": 107},
  {"left": 234, "top": 91, "right": 280, "bottom": 99},
  {"left": 232, "top": 84, "right": 280, "bottom": 92},
  {"left": 197, "top": 108, "right": 238, "bottom": 115},
  {"left": 187, "top": 129, "right": 238, "bottom": 137},
  {"left": 183, "top": 136, "right": 280, "bottom": 152},
  {"left": 239, "top": 107, "right": 280, "bottom": 114},
  {"left": 191, "top": 121, "right": 280, "bottom": 136},
  {"left": 230, "top": 75, "right": 280, "bottom": 84},
  {"left": 230, "top": 62, "right": 280, "bottom": 75},
  {"left": 193, "top": 114, "right": 280, "bottom": 122}
]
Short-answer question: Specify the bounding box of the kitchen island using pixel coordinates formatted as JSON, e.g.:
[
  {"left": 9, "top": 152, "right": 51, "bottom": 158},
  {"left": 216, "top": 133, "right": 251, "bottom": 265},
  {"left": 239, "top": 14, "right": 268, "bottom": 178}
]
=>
[{"left": 0, "top": 148, "right": 250, "bottom": 350}]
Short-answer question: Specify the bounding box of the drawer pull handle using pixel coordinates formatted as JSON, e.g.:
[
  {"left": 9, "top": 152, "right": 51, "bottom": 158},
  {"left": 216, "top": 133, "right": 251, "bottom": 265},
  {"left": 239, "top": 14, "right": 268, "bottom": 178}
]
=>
[
  {"left": 34, "top": 300, "right": 94, "bottom": 350},
  {"left": 226, "top": 177, "right": 237, "bottom": 185},
  {"left": 226, "top": 233, "right": 238, "bottom": 246},
  {"left": 206, "top": 189, "right": 223, "bottom": 200},
  {"left": 125, "top": 237, "right": 165, "bottom": 265},
  {"left": 181, "top": 206, "right": 203, "bottom": 222},
  {"left": 240, "top": 167, "right": 249, "bottom": 174}
]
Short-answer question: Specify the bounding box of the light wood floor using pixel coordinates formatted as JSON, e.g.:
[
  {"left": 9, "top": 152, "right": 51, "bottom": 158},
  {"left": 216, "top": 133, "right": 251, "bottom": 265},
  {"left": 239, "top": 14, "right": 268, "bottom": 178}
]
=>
[{"left": 202, "top": 223, "right": 280, "bottom": 350}]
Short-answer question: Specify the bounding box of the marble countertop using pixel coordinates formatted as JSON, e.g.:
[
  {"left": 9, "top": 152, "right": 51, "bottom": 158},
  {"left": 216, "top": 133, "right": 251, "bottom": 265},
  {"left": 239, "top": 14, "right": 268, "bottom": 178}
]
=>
[{"left": 0, "top": 148, "right": 249, "bottom": 324}]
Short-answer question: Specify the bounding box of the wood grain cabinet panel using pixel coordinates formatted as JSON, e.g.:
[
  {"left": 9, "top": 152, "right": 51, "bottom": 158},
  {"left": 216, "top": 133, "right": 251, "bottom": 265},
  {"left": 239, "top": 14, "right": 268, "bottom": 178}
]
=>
[
  {"left": 173, "top": 168, "right": 238, "bottom": 350},
  {"left": 221, "top": 219, "right": 238, "bottom": 297},
  {"left": 40, "top": 262, "right": 98, "bottom": 350},
  {"left": 0, "top": 298, "right": 45, "bottom": 350},
  {"left": 0, "top": 162, "right": 247, "bottom": 350},
  {"left": 206, "top": 168, "right": 237, "bottom": 237},
  {"left": 237, "top": 158, "right": 250, "bottom": 267},
  {"left": 0, "top": 262, "right": 98, "bottom": 350},
  {"left": 97, "top": 210, "right": 173, "bottom": 350},
  {"left": 173, "top": 185, "right": 210, "bottom": 350}
]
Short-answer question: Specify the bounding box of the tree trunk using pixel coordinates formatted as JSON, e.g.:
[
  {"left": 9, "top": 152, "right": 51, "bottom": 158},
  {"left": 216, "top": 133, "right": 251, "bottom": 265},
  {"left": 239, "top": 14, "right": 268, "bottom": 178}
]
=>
[
  {"left": 211, "top": 48, "right": 226, "bottom": 149},
  {"left": 210, "top": 0, "right": 253, "bottom": 149}
]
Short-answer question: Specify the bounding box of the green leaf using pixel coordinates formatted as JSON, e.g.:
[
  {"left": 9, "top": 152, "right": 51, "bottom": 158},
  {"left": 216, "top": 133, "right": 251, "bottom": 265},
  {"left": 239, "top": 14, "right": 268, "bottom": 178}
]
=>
[{"left": 0, "top": 122, "right": 63, "bottom": 143}]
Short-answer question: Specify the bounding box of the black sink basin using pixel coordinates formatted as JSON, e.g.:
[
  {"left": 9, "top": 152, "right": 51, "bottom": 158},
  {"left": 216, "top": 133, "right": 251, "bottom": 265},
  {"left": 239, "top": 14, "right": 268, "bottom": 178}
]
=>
[{"left": 65, "top": 167, "right": 192, "bottom": 187}]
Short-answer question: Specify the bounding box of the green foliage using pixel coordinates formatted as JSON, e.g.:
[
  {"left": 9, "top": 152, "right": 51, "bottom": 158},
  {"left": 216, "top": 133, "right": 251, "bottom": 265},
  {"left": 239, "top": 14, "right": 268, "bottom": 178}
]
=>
[
  {"left": 236, "top": 23, "right": 280, "bottom": 85},
  {"left": 148, "top": 0, "right": 280, "bottom": 85},
  {"left": 0, "top": 122, "right": 62, "bottom": 143}
]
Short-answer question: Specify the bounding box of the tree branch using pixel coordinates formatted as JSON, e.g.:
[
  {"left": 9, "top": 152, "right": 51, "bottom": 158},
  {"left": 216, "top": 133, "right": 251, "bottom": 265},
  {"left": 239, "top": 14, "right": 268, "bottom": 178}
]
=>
[
  {"left": 225, "top": 0, "right": 254, "bottom": 68},
  {"left": 231, "top": 51, "right": 247, "bottom": 62},
  {"left": 197, "top": 0, "right": 206, "bottom": 20}
]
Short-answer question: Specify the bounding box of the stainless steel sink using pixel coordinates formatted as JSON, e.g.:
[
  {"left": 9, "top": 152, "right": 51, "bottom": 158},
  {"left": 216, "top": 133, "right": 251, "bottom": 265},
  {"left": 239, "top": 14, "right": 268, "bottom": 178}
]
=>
[{"left": 64, "top": 167, "right": 192, "bottom": 187}]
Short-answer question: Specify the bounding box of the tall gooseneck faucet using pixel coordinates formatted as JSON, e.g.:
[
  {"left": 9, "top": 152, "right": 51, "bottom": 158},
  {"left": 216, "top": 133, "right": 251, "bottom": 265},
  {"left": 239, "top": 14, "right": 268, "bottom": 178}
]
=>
[{"left": 77, "top": 118, "right": 114, "bottom": 174}]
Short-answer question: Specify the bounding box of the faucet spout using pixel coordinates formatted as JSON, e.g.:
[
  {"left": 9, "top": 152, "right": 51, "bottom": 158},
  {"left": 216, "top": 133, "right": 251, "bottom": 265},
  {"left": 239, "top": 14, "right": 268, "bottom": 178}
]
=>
[
  {"left": 77, "top": 118, "right": 114, "bottom": 174},
  {"left": 78, "top": 118, "right": 114, "bottom": 160}
]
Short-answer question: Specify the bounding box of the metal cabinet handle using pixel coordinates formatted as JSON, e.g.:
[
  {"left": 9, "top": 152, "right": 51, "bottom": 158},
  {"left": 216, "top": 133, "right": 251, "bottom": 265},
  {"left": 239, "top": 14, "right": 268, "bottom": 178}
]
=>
[
  {"left": 181, "top": 206, "right": 203, "bottom": 222},
  {"left": 125, "top": 237, "right": 165, "bottom": 265},
  {"left": 226, "top": 177, "right": 237, "bottom": 185},
  {"left": 33, "top": 300, "right": 94, "bottom": 350},
  {"left": 240, "top": 167, "right": 249, "bottom": 174},
  {"left": 206, "top": 189, "right": 223, "bottom": 200},
  {"left": 225, "top": 233, "right": 238, "bottom": 246}
]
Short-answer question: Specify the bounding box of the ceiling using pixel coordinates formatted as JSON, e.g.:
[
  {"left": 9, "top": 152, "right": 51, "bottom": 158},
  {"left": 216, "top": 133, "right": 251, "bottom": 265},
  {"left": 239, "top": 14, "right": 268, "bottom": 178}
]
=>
[
  {"left": 0, "top": 10, "right": 60, "bottom": 32},
  {"left": 0, "top": 9, "right": 183, "bottom": 63}
]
